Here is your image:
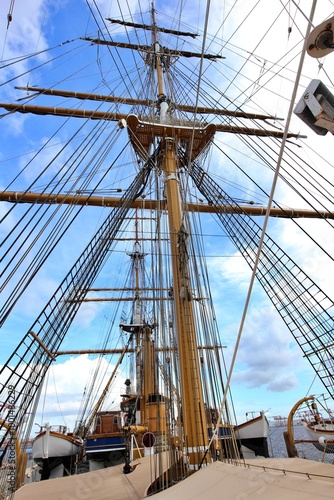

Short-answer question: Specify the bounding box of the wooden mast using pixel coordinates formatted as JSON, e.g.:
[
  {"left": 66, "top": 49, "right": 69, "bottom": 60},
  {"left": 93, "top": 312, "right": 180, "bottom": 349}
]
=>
[
  {"left": 118, "top": 212, "right": 157, "bottom": 432},
  {"left": 149, "top": 5, "right": 208, "bottom": 470},
  {"left": 131, "top": 216, "right": 156, "bottom": 427},
  {"left": 163, "top": 138, "right": 209, "bottom": 469}
]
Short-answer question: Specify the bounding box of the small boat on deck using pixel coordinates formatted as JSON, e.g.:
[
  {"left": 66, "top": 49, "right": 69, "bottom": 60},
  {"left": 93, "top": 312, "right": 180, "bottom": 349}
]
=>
[
  {"left": 234, "top": 412, "right": 269, "bottom": 459},
  {"left": 302, "top": 419, "right": 334, "bottom": 453},
  {"left": 32, "top": 424, "right": 83, "bottom": 480}
]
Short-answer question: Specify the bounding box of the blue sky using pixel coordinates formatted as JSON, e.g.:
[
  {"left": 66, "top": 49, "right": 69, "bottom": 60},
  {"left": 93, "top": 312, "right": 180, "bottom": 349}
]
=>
[{"left": 1, "top": 0, "right": 334, "bottom": 431}]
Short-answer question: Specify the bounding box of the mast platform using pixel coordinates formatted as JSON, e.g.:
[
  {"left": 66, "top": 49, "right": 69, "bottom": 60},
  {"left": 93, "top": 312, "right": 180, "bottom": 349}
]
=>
[{"left": 126, "top": 114, "right": 216, "bottom": 161}]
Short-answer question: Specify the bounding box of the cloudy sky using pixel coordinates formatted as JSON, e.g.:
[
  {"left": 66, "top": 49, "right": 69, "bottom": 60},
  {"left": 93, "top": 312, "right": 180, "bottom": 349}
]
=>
[{"left": 1, "top": 0, "right": 334, "bottom": 432}]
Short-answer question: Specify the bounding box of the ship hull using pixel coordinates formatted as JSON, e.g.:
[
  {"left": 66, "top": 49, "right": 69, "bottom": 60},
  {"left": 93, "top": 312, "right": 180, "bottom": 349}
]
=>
[
  {"left": 32, "top": 429, "right": 83, "bottom": 479},
  {"left": 235, "top": 414, "right": 269, "bottom": 458},
  {"left": 302, "top": 421, "right": 334, "bottom": 453},
  {"left": 85, "top": 434, "right": 126, "bottom": 470}
]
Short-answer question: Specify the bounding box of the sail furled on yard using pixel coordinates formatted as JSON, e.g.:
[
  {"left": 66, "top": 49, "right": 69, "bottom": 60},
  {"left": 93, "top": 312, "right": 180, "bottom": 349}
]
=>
[{"left": 183, "top": 153, "right": 334, "bottom": 399}]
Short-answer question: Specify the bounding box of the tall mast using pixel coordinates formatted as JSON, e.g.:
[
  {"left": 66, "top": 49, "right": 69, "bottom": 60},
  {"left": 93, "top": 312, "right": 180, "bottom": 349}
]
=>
[
  {"left": 133, "top": 217, "right": 144, "bottom": 396},
  {"left": 151, "top": 3, "right": 208, "bottom": 469},
  {"left": 163, "top": 140, "right": 208, "bottom": 469},
  {"left": 152, "top": 5, "right": 168, "bottom": 120},
  {"left": 121, "top": 213, "right": 156, "bottom": 427}
]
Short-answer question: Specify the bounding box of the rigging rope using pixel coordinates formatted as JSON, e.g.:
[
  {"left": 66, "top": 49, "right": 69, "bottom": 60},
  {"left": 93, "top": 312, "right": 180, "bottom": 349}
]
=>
[
  {"left": 0, "top": 154, "right": 156, "bottom": 465},
  {"left": 204, "top": 0, "right": 319, "bottom": 458},
  {"left": 7, "top": 0, "right": 15, "bottom": 28},
  {"left": 0, "top": 124, "right": 127, "bottom": 326}
]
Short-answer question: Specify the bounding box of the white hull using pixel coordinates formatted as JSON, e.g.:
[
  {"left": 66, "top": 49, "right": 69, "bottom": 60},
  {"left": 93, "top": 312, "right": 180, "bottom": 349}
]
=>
[
  {"left": 235, "top": 413, "right": 269, "bottom": 440},
  {"left": 32, "top": 428, "right": 83, "bottom": 460},
  {"left": 302, "top": 421, "right": 334, "bottom": 452},
  {"left": 234, "top": 413, "right": 269, "bottom": 458}
]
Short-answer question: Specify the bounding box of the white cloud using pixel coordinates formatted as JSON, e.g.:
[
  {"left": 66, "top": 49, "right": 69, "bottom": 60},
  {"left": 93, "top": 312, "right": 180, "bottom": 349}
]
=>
[
  {"left": 210, "top": 251, "right": 251, "bottom": 289},
  {"left": 15, "top": 355, "right": 125, "bottom": 433},
  {"left": 230, "top": 305, "right": 302, "bottom": 391},
  {"left": 0, "top": 0, "right": 49, "bottom": 87}
]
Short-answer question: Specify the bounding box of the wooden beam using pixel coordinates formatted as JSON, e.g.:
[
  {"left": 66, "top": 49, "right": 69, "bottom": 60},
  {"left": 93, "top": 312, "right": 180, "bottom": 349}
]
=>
[{"left": 1, "top": 191, "right": 333, "bottom": 219}]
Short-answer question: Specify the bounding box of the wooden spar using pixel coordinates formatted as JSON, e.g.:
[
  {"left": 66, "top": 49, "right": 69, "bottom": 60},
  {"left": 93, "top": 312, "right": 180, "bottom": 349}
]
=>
[
  {"left": 1, "top": 191, "right": 333, "bottom": 219},
  {"left": 55, "top": 349, "right": 137, "bottom": 355},
  {"left": 54, "top": 346, "right": 225, "bottom": 356},
  {"left": 65, "top": 297, "right": 171, "bottom": 302},
  {"left": 0, "top": 102, "right": 127, "bottom": 121},
  {"left": 176, "top": 104, "right": 281, "bottom": 120},
  {"left": 107, "top": 18, "right": 199, "bottom": 38},
  {"left": 214, "top": 123, "right": 305, "bottom": 138},
  {"left": 15, "top": 86, "right": 281, "bottom": 120},
  {"left": 15, "top": 86, "right": 156, "bottom": 107},
  {"left": 0, "top": 102, "right": 302, "bottom": 137},
  {"left": 78, "top": 287, "right": 171, "bottom": 291},
  {"left": 28, "top": 330, "right": 56, "bottom": 361},
  {"left": 66, "top": 297, "right": 207, "bottom": 303},
  {"left": 81, "top": 37, "right": 224, "bottom": 59}
]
